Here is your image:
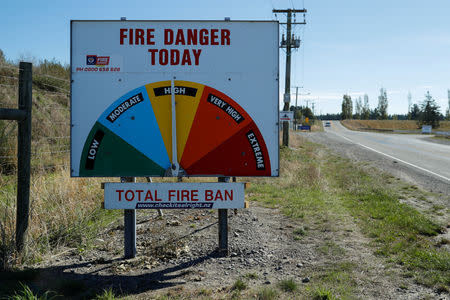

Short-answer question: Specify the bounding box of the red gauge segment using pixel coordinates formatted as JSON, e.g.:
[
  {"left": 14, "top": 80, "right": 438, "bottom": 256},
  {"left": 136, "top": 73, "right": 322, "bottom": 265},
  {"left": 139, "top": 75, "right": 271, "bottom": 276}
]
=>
[
  {"left": 180, "top": 86, "right": 252, "bottom": 170},
  {"left": 184, "top": 121, "right": 271, "bottom": 176}
]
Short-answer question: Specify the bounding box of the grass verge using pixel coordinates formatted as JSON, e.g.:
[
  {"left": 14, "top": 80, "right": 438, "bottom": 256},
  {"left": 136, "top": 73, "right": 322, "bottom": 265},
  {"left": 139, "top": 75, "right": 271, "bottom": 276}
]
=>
[
  {"left": 0, "top": 165, "right": 120, "bottom": 270},
  {"left": 246, "top": 133, "right": 449, "bottom": 297}
]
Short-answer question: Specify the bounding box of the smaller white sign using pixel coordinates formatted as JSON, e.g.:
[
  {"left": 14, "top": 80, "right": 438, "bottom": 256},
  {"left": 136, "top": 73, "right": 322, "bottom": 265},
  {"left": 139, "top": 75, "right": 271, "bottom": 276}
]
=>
[
  {"left": 104, "top": 182, "right": 245, "bottom": 209},
  {"left": 279, "top": 111, "right": 294, "bottom": 121},
  {"left": 421, "top": 125, "right": 432, "bottom": 134}
]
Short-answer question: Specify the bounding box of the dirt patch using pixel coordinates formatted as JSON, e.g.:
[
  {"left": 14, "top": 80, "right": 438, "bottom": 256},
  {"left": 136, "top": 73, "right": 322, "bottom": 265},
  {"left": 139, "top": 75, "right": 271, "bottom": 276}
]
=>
[{"left": 25, "top": 201, "right": 443, "bottom": 299}]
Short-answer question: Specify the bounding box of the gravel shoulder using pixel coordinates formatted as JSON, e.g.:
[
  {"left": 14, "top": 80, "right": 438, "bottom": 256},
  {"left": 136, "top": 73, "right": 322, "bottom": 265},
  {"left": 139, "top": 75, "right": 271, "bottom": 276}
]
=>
[{"left": 30, "top": 200, "right": 444, "bottom": 299}]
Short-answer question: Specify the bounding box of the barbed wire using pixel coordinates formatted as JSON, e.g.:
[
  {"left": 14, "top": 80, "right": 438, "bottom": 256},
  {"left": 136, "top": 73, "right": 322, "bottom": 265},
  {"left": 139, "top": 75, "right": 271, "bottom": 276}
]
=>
[
  {"left": 0, "top": 148, "right": 70, "bottom": 159},
  {"left": 34, "top": 81, "right": 69, "bottom": 93},
  {"left": 38, "top": 120, "right": 69, "bottom": 125},
  {"left": 0, "top": 155, "right": 17, "bottom": 159},
  {"left": 0, "top": 65, "right": 20, "bottom": 71},
  {"left": 0, "top": 75, "right": 19, "bottom": 81},
  {"left": 38, "top": 164, "right": 69, "bottom": 170},
  {"left": 39, "top": 91, "right": 70, "bottom": 97},
  {"left": 44, "top": 136, "right": 70, "bottom": 139},
  {"left": 0, "top": 78, "right": 69, "bottom": 94},
  {"left": 0, "top": 83, "right": 17, "bottom": 88},
  {"left": 38, "top": 105, "right": 70, "bottom": 110},
  {"left": 31, "top": 150, "right": 70, "bottom": 155},
  {"left": 35, "top": 73, "right": 70, "bottom": 83}
]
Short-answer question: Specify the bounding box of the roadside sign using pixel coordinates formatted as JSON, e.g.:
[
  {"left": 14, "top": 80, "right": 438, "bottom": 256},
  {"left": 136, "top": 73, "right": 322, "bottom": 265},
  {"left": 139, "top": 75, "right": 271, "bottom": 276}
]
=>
[
  {"left": 104, "top": 182, "right": 245, "bottom": 209},
  {"left": 71, "top": 20, "right": 279, "bottom": 177},
  {"left": 279, "top": 111, "right": 293, "bottom": 121},
  {"left": 300, "top": 125, "right": 311, "bottom": 131},
  {"left": 421, "top": 125, "right": 432, "bottom": 134}
]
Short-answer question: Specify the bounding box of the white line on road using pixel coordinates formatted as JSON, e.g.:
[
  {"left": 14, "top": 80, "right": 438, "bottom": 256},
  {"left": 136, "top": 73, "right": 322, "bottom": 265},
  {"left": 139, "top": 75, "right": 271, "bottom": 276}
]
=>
[{"left": 333, "top": 132, "right": 450, "bottom": 182}]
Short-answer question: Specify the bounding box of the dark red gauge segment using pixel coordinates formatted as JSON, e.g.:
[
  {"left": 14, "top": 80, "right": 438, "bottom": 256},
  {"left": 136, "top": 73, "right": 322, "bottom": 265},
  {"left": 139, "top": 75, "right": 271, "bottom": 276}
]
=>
[{"left": 184, "top": 121, "right": 271, "bottom": 176}]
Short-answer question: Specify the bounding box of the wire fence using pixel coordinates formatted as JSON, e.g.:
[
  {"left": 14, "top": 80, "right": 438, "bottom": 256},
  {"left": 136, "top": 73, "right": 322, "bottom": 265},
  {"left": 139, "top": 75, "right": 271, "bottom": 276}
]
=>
[
  {"left": 0, "top": 75, "right": 19, "bottom": 81},
  {"left": 1, "top": 68, "right": 71, "bottom": 174},
  {"left": 0, "top": 65, "right": 20, "bottom": 71},
  {"left": 35, "top": 73, "right": 70, "bottom": 83}
]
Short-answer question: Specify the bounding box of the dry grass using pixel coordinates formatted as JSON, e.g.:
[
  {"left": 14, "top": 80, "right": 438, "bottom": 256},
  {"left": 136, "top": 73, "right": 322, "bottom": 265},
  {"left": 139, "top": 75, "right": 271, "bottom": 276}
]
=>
[
  {"left": 1, "top": 60, "right": 118, "bottom": 269},
  {"left": 342, "top": 119, "right": 450, "bottom": 131},
  {"left": 1, "top": 163, "right": 117, "bottom": 268}
]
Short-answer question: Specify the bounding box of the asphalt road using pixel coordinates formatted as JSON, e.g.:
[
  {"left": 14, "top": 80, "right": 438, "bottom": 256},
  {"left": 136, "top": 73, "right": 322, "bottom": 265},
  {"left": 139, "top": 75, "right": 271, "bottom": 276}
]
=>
[{"left": 299, "top": 121, "right": 450, "bottom": 195}]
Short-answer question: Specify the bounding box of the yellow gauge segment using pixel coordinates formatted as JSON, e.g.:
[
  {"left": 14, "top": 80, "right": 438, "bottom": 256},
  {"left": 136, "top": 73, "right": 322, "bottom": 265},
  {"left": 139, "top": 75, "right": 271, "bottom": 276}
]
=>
[
  {"left": 146, "top": 81, "right": 172, "bottom": 163},
  {"left": 175, "top": 80, "right": 204, "bottom": 162}
]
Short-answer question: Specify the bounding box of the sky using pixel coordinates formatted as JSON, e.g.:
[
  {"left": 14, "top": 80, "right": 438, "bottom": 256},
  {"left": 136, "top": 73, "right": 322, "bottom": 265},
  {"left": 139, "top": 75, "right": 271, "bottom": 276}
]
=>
[{"left": 1, "top": 0, "right": 449, "bottom": 115}]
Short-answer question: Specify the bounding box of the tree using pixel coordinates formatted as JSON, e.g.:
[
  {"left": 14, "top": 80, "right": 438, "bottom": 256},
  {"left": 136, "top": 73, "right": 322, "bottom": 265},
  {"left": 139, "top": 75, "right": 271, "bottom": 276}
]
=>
[
  {"left": 370, "top": 108, "right": 379, "bottom": 120},
  {"left": 446, "top": 89, "right": 450, "bottom": 120},
  {"left": 355, "top": 96, "right": 362, "bottom": 119},
  {"left": 410, "top": 104, "right": 420, "bottom": 120},
  {"left": 407, "top": 92, "right": 412, "bottom": 119},
  {"left": 290, "top": 105, "right": 314, "bottom": 122},
  {"left": 418, "top": 91, "right": 441, "bottom": 128},
  {"left": 341, "top": 94, "right": 353, "bottom": 119},
  {"left": 0, "top": 49, "right": 5, "bottom": 64},
  {"left": 362, "top": 94, "right": 370, "bottom": 119},
  {"left": 377, "top": 88, "right": 388, "bottom": 119}
]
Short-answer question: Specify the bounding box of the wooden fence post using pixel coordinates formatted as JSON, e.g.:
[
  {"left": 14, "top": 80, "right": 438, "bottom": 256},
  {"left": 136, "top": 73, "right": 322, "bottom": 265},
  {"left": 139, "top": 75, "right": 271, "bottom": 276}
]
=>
[
  {"left": 15, "top": 62, "right": 32, "bottom": 253},
  {"left": 218, "top": 176, "right": 229, "bottom": 256}
]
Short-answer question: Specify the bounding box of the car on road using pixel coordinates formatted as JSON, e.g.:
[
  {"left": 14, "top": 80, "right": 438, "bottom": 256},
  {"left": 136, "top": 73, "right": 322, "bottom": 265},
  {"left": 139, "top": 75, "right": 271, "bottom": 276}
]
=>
[{"left": 324, "top": 121, "right": 331, "bottom": 127}]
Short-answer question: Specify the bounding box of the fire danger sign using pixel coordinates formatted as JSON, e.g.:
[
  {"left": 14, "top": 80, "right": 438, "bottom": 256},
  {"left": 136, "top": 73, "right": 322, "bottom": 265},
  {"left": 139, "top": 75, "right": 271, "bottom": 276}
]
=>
[{"left": 71, "top": 20, "right": 279, "bottom": 177}]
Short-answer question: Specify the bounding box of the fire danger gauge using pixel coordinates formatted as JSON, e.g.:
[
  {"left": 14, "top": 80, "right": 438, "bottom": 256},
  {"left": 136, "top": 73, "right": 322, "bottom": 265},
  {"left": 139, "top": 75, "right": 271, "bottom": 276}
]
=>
[
  {"left": 71, "top": 20, "right": 279, "bottom": 177},
  {"left": 80, "top": 81, "right": 270, "bottom": 176}
]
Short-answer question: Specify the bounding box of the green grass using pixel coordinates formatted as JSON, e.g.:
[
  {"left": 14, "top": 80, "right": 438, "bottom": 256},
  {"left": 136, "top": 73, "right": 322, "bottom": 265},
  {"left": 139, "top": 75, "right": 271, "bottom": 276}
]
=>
[
  {"left": 232, "top": 278, "right": 247, "bottom": 291},
  {"left": 256, "top": 287, "right": 278, "bottom": 300},
  {"left": 311, "top": 287, "right": 338, "bottom": 300},
  {"left": 330, "top": 164, "right": 448, "bottom": 288},
  {"left": 5, "top": 283, "right": 57, "bottom": 300},
  {"left": 247, "top": 135, "right": 449, "bottom": 294},
  {"left": 278, "top": 278, "right": 298, "bottom": 292},
  {"left": 93, "top": 288, "right": 118, "bottom": 300},
  {"left": 244, "top": 272, "right": 259, "bottom": 280}
]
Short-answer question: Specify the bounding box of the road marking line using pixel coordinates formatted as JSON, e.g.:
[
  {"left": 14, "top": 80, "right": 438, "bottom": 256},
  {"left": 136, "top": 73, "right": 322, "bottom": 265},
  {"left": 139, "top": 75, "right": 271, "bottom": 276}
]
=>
[{"left": 334, "top": 132, "right": 450, "bottom": 182}]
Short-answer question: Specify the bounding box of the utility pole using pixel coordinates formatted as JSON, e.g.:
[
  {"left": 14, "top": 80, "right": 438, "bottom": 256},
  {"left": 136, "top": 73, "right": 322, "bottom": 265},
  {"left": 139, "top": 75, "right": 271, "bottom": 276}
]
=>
[
  {"left": 292, "top": 86, "right": 302, "bottom": 108},
  {"left": 273, "top": 8, "right": 307, "bottom": 146}
]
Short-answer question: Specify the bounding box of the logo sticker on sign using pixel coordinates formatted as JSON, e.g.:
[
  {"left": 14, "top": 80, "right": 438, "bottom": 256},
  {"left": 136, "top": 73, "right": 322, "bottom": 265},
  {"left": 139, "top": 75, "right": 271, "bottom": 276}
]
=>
[
  {"left": 96, "top": 56, "right": 110, "bottom": 66},
  {"left": 86, "top": 55, "right": 97, "bottom": 65}
]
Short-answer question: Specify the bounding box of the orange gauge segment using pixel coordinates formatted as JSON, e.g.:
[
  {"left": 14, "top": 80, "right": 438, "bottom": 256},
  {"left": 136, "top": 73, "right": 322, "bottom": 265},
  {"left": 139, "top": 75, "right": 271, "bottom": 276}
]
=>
[{"left": 180, "top": 85, "right": 252, "bottom": 170}]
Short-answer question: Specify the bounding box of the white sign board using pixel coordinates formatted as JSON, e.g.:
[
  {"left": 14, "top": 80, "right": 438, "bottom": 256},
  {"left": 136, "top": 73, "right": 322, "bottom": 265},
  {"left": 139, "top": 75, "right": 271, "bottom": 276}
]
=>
[
  {"left": 421, "top": 125, "right": 432, "bottom": 134},
  {"left": 104, "top": 182, "right": 245, "bottom": 209},
  {"left": 71, "top": 20, "right": 279, "bottom": 177},
  {"left": 279, "top": 111, "right": 293, "bottom": 121}
]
